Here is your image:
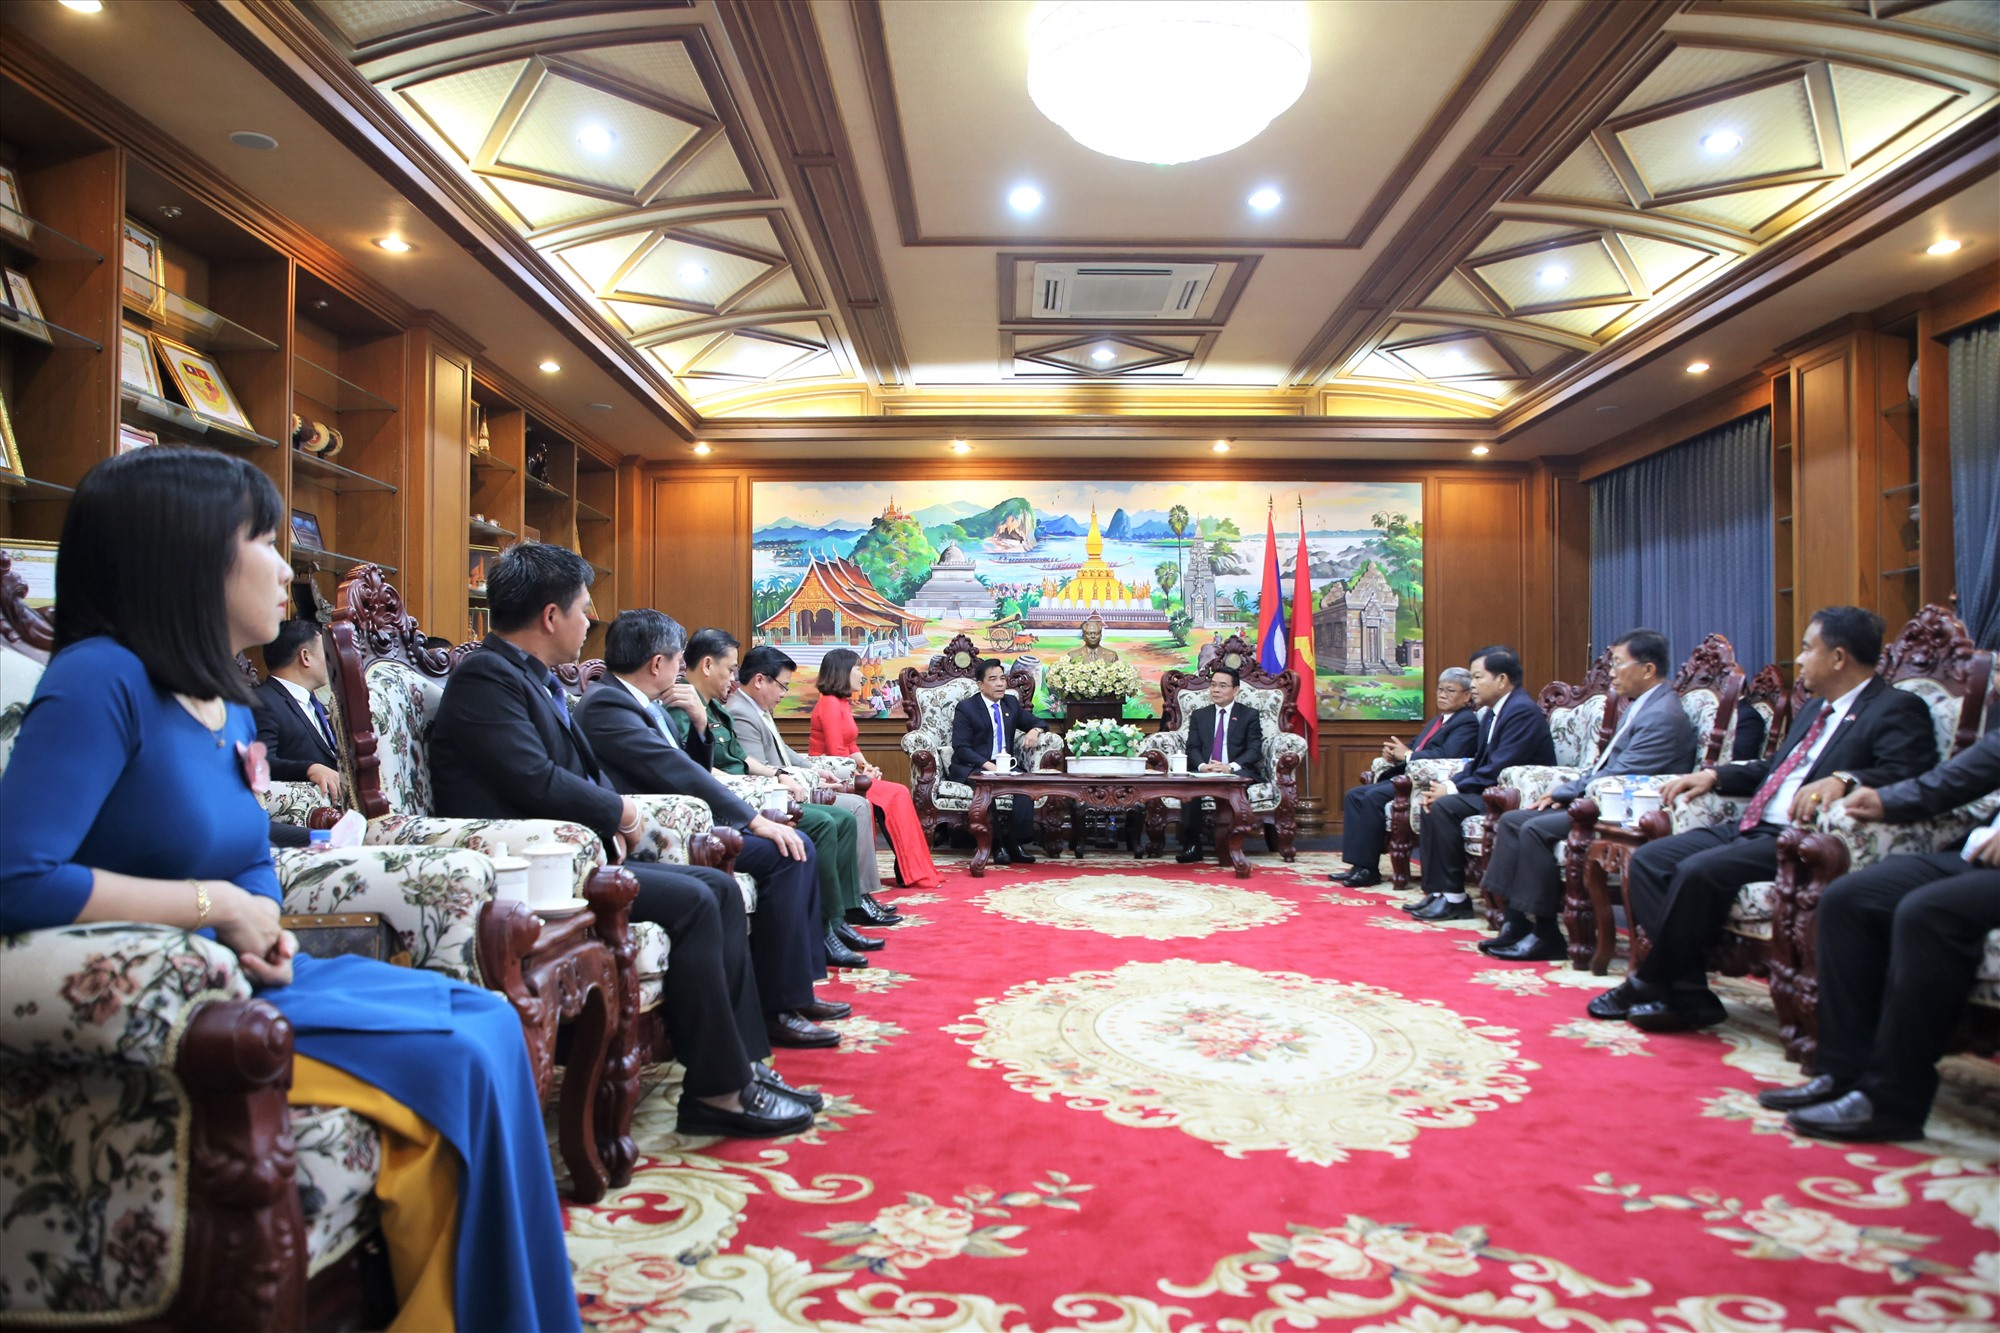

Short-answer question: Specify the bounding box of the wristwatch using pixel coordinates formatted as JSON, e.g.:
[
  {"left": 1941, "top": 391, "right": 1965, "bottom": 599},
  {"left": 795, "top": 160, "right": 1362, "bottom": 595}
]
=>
[{"left": 1832, "top": 770, "right": 1860, "bottom": 794}]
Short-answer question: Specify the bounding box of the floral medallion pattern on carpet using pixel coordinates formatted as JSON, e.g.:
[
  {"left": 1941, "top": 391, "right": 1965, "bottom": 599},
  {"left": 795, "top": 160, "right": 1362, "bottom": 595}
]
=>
[
  {"left": 945, "top": 958, "right": 1532, "bottom": 1164},
  {"left": 975, "top": 874, "right": 1294, "bottom": 939}
]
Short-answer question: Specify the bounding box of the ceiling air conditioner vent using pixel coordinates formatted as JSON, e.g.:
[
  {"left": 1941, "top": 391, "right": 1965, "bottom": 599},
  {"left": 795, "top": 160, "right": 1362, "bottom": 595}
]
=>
[{"left": 1032, "top": 262, "right": 1217, "bottom": 319}]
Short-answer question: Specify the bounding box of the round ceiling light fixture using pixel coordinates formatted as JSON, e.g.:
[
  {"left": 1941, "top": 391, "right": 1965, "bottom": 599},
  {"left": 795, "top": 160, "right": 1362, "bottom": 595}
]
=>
[
  {"left": 1027, "top": 2, "right": 1311, "bottom": 165},
  {"left": 59, "top": 0, "right": 104, "bottom": 12},
  {"left": 1685, "top": 360, "right": 1710, "bottom": 374},
  {"left": 1927, "top": 238, "right": 1962, "bottom": 255},
  {"left": 1537, "top": 265, "right": 1568, "bottom": 285},
  {"left": 678, "top": 262, "right": 709, "bottom": 283},
  {"left": 538, "top": 359, "right": 561, "bottom": 373},
  {"left": 1701, "top": 130, "right": 1742, "bottom": 154},
  {"left": 1212, "top": 440, "right": 1231, "bottom": 453},
  {"left": 692, "top": 442, "right": 712, "bottom": 456},
  {"left": 1471, "top": 445, "right": 1490, "bottom": 456},
  {"left": 576, "top": 125, "right": 615, "bottom": 154},
  {"left": 229, "top": 131, "right": 280, "bottom": 151},
  {"left": 1247, "top": 187, "right": 1282, "bottom": 212},
  {"left": 950, "top": 439, "right": 972, "bottom": 454},
  {"left": 1008, "top": 185, "right": 1044, "bottom": 214},
  {"left": 1091, "top": 345, "right": 1117, "bottom": 363},
  {"left": 373, "top": 236, "right": 413, "bottom": 253}
]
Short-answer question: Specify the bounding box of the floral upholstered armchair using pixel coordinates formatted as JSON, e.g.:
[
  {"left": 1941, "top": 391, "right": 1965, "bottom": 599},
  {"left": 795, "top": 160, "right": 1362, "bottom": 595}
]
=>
[
  {"left": 1139, "top": 635, "right": 1307, "bottom": 860},
  {"left": 1762, "top": 609, "right": 1997, "bottom": 1065},
  {"left": 899, "top": 634, "right": 1066, "bottom": 848}
]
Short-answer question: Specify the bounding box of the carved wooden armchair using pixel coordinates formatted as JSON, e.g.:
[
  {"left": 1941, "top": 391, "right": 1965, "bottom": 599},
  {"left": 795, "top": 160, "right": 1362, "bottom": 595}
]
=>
[
  {"left": 1137, "top": 634, "right": 1307, "bottom": 860},
  {"left": 1384, "top": 651, "right": 1617, "bottom": 898},
  {"left": 1766, "top": 608, "right": 1997, "bottom": 1065},
  {"left": 1549, "top": 634, "right": 1746, "bottom": 965},
  {"left": 898, "top": 633, "right": 1066, "bottom": 848}
]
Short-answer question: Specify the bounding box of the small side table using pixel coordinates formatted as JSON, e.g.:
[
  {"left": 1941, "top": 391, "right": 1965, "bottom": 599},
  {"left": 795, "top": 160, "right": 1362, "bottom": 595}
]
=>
[{"left": 1565, "top": 799, "right": 1674, "bottom": 975}]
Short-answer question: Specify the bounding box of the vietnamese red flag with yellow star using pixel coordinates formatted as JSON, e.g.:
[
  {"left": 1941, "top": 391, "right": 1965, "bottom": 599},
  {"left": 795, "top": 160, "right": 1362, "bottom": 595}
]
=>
[{"left": 1291, "top": 499, "right": 1319, "bottom": 756}]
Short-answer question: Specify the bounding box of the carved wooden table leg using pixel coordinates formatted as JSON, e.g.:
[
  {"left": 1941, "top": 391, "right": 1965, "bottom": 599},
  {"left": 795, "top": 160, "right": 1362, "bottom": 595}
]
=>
[
  {"left": 1141, "top": 799, "right": 1167, "bottom": 856},
  {"left": 968, "top": 785, "right": 995, "bottom": 878},
  {"left": 554, "top": 946, "right": 616, "bottom": 1205},
  {"left": 1216, "top": 793, "right": 1252, "bottom": 878},
  {"left": 1583, "top": 842, "right": 1629, "bottom": 976}
]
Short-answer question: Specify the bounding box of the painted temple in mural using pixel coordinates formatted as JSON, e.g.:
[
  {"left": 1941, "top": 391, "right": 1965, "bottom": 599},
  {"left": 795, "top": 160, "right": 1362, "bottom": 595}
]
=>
[
  {"left": 758, "top": 553, "right": 927, "bottom": 648},
  {"left": 1023, "top": 506, "right": 1166, "bottom": 630},
  {"left": 1313, "top": 561, "right": 1400, "bottom": 674}
]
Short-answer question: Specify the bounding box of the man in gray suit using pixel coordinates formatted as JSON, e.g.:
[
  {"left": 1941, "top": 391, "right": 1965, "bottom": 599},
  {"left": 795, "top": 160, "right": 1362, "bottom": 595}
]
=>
[
  {"left": 1479, "top": 629, "right": 1699, "bottom": 961},
  {"left": 727, "top": 644, "right": 899, "bottom": 925}
]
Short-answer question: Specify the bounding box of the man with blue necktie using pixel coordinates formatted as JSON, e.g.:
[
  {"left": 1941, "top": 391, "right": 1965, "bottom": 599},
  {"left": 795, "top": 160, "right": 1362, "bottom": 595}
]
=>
[
  {"left": 252, "top": 618, "right": 344, "bottom": 801},
  {"left": 1407, "top": 645, "right": 1558, "bottom": 921},
  {"left": 948, "top": 658, "right": 1045, "bottom": 864}
]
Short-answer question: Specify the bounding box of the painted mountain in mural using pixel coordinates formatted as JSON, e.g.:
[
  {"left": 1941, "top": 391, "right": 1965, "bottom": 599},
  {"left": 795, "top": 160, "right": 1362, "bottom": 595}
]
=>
[{"left": 849, "top": 509, "right": 937, "bottom": 603}]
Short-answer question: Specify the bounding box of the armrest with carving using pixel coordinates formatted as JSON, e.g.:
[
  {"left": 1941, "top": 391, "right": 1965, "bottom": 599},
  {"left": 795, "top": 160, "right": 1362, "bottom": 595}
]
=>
[
  {"left": 261, "top": 779, "right": 336, "bottom": 827},
  {"left": 620, "top": 792, "right": 715, "bottom": 864},
  {"left": 0, "top": 925, "right": 251, "bottom": 1065},
  {"left": 1020, "top": 727, "right": 1067, "bottom": 771}
]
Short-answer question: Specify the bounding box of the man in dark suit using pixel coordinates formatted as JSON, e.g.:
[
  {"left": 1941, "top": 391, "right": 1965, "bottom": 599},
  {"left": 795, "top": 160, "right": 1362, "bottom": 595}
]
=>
[
  {"left": 1589, "top": 607, "right": 1937, "bottom": 1033},
  {"left": 1759, "top": 729, "right": 1999, "bottom": 1141},
  {"left": 1409, "top": 645, "right": 1558, "bottom": 921},
  {"left": 948, "top": 658, "right": 1046, "bottom": 864},
  {"left": 1480, "top": 629, "right": 1699, "bottom": 960},
  {"left": 1176, "top": 665, "right": 1266, "bottom": 864},
  {"left": 1332, "top": 666, "right": 1479, "bottom": 886},
  {"left": 252, "top": 619, "right": 342, "bottom": 800},
  {"left": 428, "top": 543, "right": 820, "bottom": 1138},
  {"left": 576, "top": 609, "right": 851, "bottom": 1050}
]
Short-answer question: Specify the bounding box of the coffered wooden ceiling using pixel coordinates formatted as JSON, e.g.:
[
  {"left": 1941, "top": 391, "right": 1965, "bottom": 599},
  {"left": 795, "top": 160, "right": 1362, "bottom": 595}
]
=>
[{"left": 208, "top": 0, "right": 1998, "bottom": 435}]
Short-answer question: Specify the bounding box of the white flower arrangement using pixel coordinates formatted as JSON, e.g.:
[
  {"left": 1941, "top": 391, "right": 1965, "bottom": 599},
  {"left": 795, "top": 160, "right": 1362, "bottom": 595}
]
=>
[
  {"left": 1043, "top": 656, "right": 1142, "bottom": 702},
  {"left": 1068, "top": 718, "right": 1147, "bottom": 758}
]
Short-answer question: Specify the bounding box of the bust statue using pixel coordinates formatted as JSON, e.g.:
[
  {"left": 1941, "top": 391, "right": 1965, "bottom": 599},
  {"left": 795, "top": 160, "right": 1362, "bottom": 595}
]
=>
[{"left": 1069, "top": 616, "right": 1120, "bottom": 663}]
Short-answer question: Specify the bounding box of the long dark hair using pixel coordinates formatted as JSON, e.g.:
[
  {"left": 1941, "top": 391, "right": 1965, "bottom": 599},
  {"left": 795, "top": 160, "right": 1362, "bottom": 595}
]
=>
[
  {"left": 55, "top": 447, "right": 282, "bottom": 704},
  {"left": 816, "top": 647, "right": 860, "bottom": 698}
]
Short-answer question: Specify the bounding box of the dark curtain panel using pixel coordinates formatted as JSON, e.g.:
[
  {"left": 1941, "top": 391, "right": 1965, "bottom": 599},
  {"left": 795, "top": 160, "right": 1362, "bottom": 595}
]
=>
[
  {"left": 1590, "top": 409, "right": 1774, "bottom": 670},
  {"left": 1948, "top": 317, "right": 2000, "bottom": 648}
]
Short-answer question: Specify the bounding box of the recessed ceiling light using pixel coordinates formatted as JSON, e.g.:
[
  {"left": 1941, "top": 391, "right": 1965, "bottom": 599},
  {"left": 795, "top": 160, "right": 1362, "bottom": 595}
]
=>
[
  {"left": 1685, "top": 360, "right": 1710, "bottom": 374},
  {"left": 678, "top": 262, "right": 709, "bottom": 283},
  {"left": 1701, "top": 130, "right": 1742, "bottom": 154},
  {"left": 1247, "top": 187, "right": 1281, "bottom": 212},
  {"left": 1008, "top": 185, "right": 1043, "bottom": 214},
  {"left": 1927, "top": 238, "right": 1962, "bottom": 255},
  {"left": 229, "top": 131, "right": 279, "bottom": 151},
  {"left": 1443, "top": 350, "right": 1469, "bottom": 368},
  {"left": 1212, "top": 440, "right": 1231, "bottom": 453},
  {"left": 373, "top": 236, "right": 412, "bottom": 253},
  {"left": 157, "top": 205, "right": 183, "bottom": 220},
  {"left": 1595, "top": 404, "right": 1624, "bottom": 413},
  {"left": 576, "top": 125, "right": 615, "bottom": 154},
  {"left": 586, "top": 402, "right": 613, "bottom": 412},
  {"left": 692, "top": 442, "right": 712, "bottom": 456},
  {"left": 1537, "top": 265, "right": 1568, "bottom": 285},
  {"left": 1471, "top": 445, "right": 1490, "bottom": 456},
  {"left": 58, "top": 0, "right": 103, "bottom": 12},
  {"left": 538, "top": 359, "right": 561, "bottom": 373},
  {"left": 950, "top": 440, "right": 971, "bottom": 454},
  {"left": 1091, "top": 346, "right": 1116, "bottom": 363}
]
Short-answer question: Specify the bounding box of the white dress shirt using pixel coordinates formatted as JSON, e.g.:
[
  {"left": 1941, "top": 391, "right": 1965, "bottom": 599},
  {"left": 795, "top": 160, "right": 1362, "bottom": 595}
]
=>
[
  {"left": 617, "top": 674, "right": 679, "bottom": 745},
  {"left": 1762, "top": 679, "right": 1869, "bottom": 823}
]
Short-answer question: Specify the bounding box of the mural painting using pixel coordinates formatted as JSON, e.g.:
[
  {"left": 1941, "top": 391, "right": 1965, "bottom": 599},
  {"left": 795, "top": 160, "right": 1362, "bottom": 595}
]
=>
[{"left": 750, "top": 480, "right": 1425, "bottom": 721}]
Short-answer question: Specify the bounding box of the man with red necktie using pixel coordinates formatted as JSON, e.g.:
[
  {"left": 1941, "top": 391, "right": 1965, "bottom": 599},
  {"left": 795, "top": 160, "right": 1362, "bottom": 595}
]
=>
[
  {"left": 1588, "top": 607, "right": 1935, "bottom": 1033},
  {"left": 1331, "top": 667, "right": 1480, "bottom": 886}
]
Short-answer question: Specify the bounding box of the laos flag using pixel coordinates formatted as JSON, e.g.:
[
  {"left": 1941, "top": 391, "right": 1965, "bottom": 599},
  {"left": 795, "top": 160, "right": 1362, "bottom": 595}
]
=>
[{"left": 1255, "top": 503, "right": 1287, "bottom": 673}]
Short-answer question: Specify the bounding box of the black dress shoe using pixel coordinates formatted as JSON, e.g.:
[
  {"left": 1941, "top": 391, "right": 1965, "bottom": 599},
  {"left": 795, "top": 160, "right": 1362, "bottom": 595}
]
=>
[
  {"left": 1786, "top": 1090, "right": 1924, "bottom": 1142},
  {"left": 1005, "top": 845, "right": 1037, "bottom": 865},
  {"left": 1399, "top": 893, "right": 1439, "bottom": 915},
  {"left": 1176, "top": 846, "right": 1205, "bottom": 864},
  {"left": 766, "top": 1011, "right": 841, "bottom": 1048},
  {"left": 1410, "top": 896, "right": 1474, "bottom": 921},
  {"left": 1341, "top": 869, "right": 1383, "bottom": 887},
  {"left": 1476, "top": 922, "right": 1527, "bottom": 954},
  {"left": 832, "top": 919, "right": 886, "bottom": 952},
  {"left": 752, "top": 1063, "right": 825, "bottom": 1111},
  {"left": 1586, "top": 978, "right": 1658, "bottom": 1020},
  {"left": 846, "top": 895, "right": 901, "bottom": 926},
  {"left": 795, "top": 996, "right": 852, "bottom": 1022},
  {"left": 677, "top": 1080, "right": 814, "bottom": 1138},
  {"left": 992, "top": 847, "right": 1014, "bottom": 866},
  {"left": 1486, "top": 931, "right": 1566, "bottom": 962},
  {"left": 1757, "top": 1074, "right": 1850, "bottom": 1112},
  {"left": 823, "top": 927, "right": 868, "bottom": 969},
  {"left": 1625, "top": 996, "right": 1729, "bottom": 1032}
]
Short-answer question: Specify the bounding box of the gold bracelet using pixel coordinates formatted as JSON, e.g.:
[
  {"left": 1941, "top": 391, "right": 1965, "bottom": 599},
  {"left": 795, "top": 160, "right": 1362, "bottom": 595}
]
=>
[{"left": 189, "top": 879, "right": 211, "bottom": 929}]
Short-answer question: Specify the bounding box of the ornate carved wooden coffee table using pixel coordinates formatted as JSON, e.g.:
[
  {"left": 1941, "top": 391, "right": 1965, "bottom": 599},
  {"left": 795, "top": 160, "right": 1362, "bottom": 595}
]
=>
[{"left": 967, "top": 771, "right": 1255, "bottom": 877}]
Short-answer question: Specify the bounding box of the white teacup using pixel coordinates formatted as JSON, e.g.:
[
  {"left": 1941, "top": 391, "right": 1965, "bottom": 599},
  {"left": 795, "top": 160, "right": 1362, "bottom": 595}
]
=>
[
  {"left": 491, "top": 855, "right": 531, "bottom": 904},
  {"left": 1599, "top": 786, "right": 1629, "bottom": 824},
  {"left": 1630, "top": 788, "right": 1663, "bottom": 821},
  {"left": 1167, "top": 754, "right": 1188, "bottom": 775},
  {"left": 521, "top": 842, "right": 575, "bottom": 907},
  {"left": 993, "top": 753, "right": 1015, "bottom": 773}
]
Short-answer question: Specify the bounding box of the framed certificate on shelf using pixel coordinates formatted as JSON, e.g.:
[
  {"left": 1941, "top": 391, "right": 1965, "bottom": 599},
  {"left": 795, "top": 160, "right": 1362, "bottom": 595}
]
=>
[
  {"left": 0, "top": 539, "right": 56, "bottom": 607},
  {"left": 152, "top": 333, "right": 253, "bottom": 432},
  {"left": 0, "top": 165, "right": 29, "bottom": 243},
  {"left": 120, "top": 323, "right": 163, "bottom": 398},
  {"left": 1, "top": 267, "right": 52, "bottom": 344},
  {"left": 0, "top": 387, "right": 23, "bottom": 484},
  {"left": 121, "top": 218, "right": 164, "bottom": 314}
]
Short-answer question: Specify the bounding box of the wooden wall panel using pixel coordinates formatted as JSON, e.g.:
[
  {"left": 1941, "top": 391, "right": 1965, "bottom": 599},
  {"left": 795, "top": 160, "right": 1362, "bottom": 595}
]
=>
[
  {"left": 1431, "top": 476, "right": 1533, "bottom": 685},
  {"left": 408, "top": 334, "right": 471, "bottom": 635},
  {"left": 649, "top": 474, "right": 747, "bottom": 636},
  {"left": 1794, "top": 342, "right": 1862, "bottom": 617}
]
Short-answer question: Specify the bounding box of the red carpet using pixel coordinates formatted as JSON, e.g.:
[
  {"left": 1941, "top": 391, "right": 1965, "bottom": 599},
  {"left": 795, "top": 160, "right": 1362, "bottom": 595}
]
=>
[{"left": 562, "top": 849, "right": 1999, "bottom": 1331}]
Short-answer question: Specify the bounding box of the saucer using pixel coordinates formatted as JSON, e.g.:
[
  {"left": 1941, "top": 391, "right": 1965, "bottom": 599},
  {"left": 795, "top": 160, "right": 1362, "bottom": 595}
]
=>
[{"left": 534, "top": 896, "right": 592, "bottom": 917}]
